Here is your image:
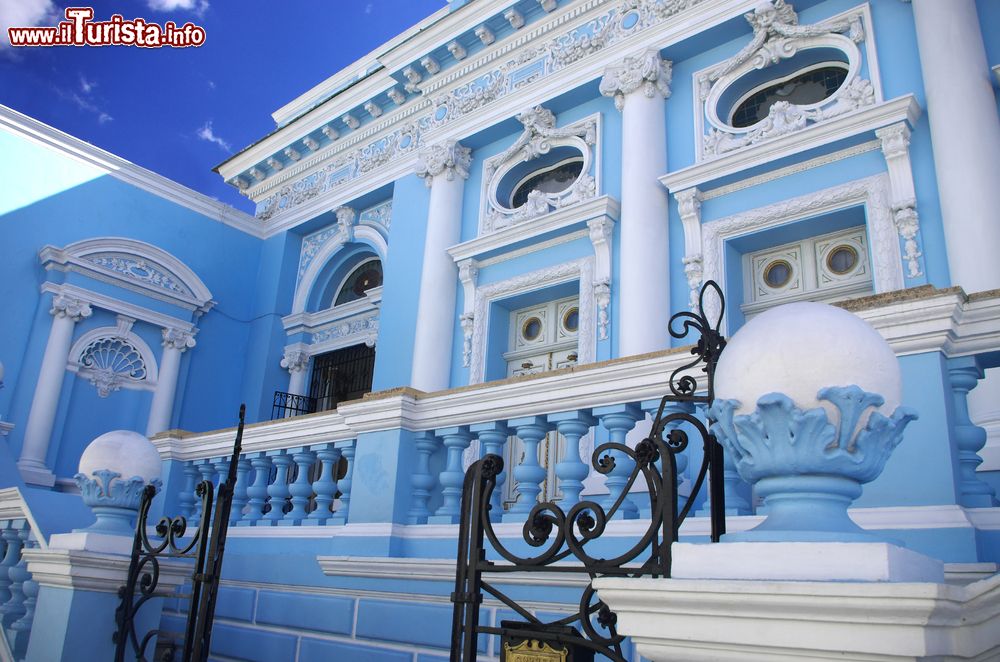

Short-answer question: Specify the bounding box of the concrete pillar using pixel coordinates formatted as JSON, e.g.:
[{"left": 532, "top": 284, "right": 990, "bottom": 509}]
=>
[
  {"left": 911, "top": 0, "right": 1000, "bottom": 292},
  {"left": 600, "top": 48, "right": 672, "bottom": 356},
  {"left": 19, "top": 295, "right": 92, "bottom": 486},
  {"left": 411, "top": 140, "right": 471, "bottom": 391}
]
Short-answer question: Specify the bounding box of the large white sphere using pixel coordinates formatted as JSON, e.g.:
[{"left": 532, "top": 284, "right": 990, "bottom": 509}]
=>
[
  {"left": 715, "top": 302, "right": 900, "bottom": 418},
  {"left": 78, "top": 430, "right": 162, "bottom": 484}
]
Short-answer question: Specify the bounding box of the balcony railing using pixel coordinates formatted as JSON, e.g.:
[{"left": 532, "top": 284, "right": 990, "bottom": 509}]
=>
[{"left": 271, "top": 391, "right": 316, "bottom": 420}]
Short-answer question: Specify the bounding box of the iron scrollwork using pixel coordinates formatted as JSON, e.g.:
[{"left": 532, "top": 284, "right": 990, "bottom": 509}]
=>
[
  {"left": 450, "top": 281, "right": 727, "bottom": 662},
  {"left": 114, "top": 405, "right": 246, "bottom": 662}
]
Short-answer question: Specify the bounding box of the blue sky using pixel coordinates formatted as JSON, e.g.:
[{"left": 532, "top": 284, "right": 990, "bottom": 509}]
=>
[{"left": 0, "top": 0, "right": 445, "bottom": 212}]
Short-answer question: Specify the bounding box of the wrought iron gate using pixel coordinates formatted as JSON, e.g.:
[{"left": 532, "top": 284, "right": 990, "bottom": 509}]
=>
[
  {"left": 308, "top": 344, "right": 376, "bottom": 413},
  {"left": 450, "top": 282, "right": 728, "bottom": 662},
  {"left": 113, "top": 405, "right": 246, "bottom": 662}
]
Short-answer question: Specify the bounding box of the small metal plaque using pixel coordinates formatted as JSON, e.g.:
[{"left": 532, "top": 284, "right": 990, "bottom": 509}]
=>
[{"left": 503, "top": 639, "right": 568, "bottom": 662}]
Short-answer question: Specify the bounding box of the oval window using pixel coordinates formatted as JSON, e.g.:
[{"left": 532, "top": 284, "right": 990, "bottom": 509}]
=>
[
  {"left": 763, "top": 260, "right": 793, "bottom": 289},
  {"left": 334, "top": 259, "right": 383, "bottom": 306},
  {"left": 509, "top": 157, "right": 584, "bottom": 209},
  {"left": 730, "top": 64, "right": 848, "bottom": 128}
]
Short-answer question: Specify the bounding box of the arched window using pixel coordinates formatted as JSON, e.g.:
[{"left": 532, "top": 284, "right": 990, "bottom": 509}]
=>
[
  {"left": 333, "top": 258, "right": 383, "bottom": 307},
  {"left": 509, "top": 157, "right": 585, "bottom": 209}
]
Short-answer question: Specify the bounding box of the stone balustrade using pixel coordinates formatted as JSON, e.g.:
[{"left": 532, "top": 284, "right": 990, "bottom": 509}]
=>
[{"left": 0, "top": 519, "right": 37, "bottom": 660}]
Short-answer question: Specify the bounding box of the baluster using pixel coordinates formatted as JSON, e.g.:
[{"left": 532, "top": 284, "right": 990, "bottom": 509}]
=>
[
  {"left": 408, "top": 431, "right": 440, "bottom": 524},
  {"left": 282, "top": 448, "right": 315, "bottom": 525},
  {"left": 10, "top": 539, "right": 37, "bottom": 652},
  {"left": 179, "top": 462, "right": 199, "bottom": 520},
  {"left": 1, "top": 522, "right": 29, "bottom": 627},
  {"left": 430, "top": 427, "right": 473, "bottom": 524},
  {"left": 594, "top": 405, "right": 643, "bottom": 520},
  {"left": 308, "top": 444, "right": 341, "bottom": 524},
  {"left": 229, "top": 456, "right": 252, "bottom": 526},
  {"left": 640, "top": 400, "right": 695, "bottom": 519},
  {"left": 213, "top": 456, "right": 229, "bottom": 487},
  {"left": 240, "top": 453, "right": 271, "bottom": 526},
  {"left": 470, "top": 422, "right": 510, "bottom": 522},
  {"left": 548, "top": 411, "right": 595, "bottom": 514},
  {"left": 330, "top": 442, "right": 355, "bottom": 525},
  {"left": 503, "top": 417, "right": 554, "bottom": 522},
  {"left": 264, "top": 452, "right": 292, "bottom": 524},
  {"left": 949, "top": 358, "right": 997, "bottom": 507},
  {"left": 0, "top": 522, "right": 13, "bottom": 607}
]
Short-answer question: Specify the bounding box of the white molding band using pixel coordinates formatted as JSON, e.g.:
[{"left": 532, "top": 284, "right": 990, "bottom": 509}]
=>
[{"left": 39, "top": 282, "right": 195, "bottom": 333}]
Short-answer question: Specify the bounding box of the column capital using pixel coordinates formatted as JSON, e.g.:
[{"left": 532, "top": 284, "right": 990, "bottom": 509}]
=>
[
  {"left": 50, "top": 295, "right": 92, "bottom": 321},
  {"left": 415, "top": 139, "right": 472, "bottom": 186},
  {"left": 280, "top": 348, "right": 310, "bottom": 374},
  {"left": 162, "top": 327, "right": 196, "bottom": 351},
  {"left": 599, "top": 48, "right": 672, "bottom": 111}
]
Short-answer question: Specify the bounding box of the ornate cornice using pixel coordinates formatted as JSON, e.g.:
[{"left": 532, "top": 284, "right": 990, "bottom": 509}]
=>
[
  {"left": 415, "top": 140, "right": 472, "bottom": 186},
  {"left": 599, "top": 48, "right": 672, "bottom": 111}
]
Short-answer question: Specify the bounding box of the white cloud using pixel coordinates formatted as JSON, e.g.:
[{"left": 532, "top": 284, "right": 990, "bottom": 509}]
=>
[
  {"left": 147, "top": 0, "right": 209, "bottom": 15},
  {"left": 0, "top": 0, "right": 58, "bottom": 49},
  {"left": 98, "top": 112, "right": 113, "bottom": 124},
  {"left": 364, "top": 3, "right": 374, "bottom": 14},
  {"left": 196, "top": 121, "right": 231, "bottom": 151},
  {"left": 80, "top": 75, "right": 96, "bottom": 94}
]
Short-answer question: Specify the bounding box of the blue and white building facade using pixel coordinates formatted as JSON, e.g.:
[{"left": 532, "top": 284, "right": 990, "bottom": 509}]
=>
[{"left": 2, "top": 0, "right": 1000, "bottom": 659}]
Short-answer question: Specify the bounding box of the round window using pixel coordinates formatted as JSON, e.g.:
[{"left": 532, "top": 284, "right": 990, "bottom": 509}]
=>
[
  {"left": 522, "top": 317, "right": 542, "bottom": 341},
  {"left": 563, "top": 307, "right": 579, "bottom": 333},
  {"left": 827, "top": 245, "right": 859, "bottom": 275},
  {"left": 763, "top": 260, "right": 793, "bottom": 289}
]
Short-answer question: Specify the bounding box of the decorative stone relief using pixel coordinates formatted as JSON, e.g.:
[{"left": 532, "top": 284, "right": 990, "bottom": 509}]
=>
[
  {"left": 697, "top": 0, "right": 876, "bottom": 159},
  {"left": 415, "top": 140, "right": 472, "bottom": 185},
  {"left": 587, "top": 216, "right": 614, "bottom": 340},
  {"left": 876, "top": 123, "right": 923, "bottom": 279},
  {"left": 458, "top": 260, "right": 480, "bottom": 367},
  {"left": 675, "top": 188, "right": 704, "bottom": 311},
  {"left": 480, "top": 107, "right": 598, "bottom": 234},
  {"left": 78, "top": 337, "right": 148, "bottom": 397},
  {"left": 85, "top": 254, "right": 192, "bottom": 297},
  {"left": 162, "top": 327, "right": 196, "bottom": 352},
  {"left": 50, "top": 295, "right": 93, "bottom": 321},
  {"left": 280, "top": 348, "right": 310, "bottom": 374},
  {"left": 359, "top": 200, "right": 392, "bottom": 232},
  {"left": 599, "top": 47, "right": 672, "bottom": 110},
  {"left": 311, "top": 315, "right": 379, "bottom": 347}
]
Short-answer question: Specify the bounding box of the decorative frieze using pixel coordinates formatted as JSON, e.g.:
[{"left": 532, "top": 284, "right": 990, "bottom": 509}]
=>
[
  {"left": 266, "top": 157, "right": 283, "bottom": 172},
  {"left": 474, "top": 25, "right": 494, "bottom": 46},
  {"left": 504, "top": 8, "right": 525, "bottom": 30},
  {"left": 342, "top": 113, "right": 360, "bottom": 130},
  {"left": 447, "top": 41, "right": 467, "bottom": 61},
  {"left": 420, "top": 56, "right": 441, "bottom": 76},
  {"left": 321, "top": 125, "right": 339, "bottom": 141},
  {"left": 311, "top": 315, "right": 379, "bottom": 347},
  {"left": 387, "top": 87, "right": 406, "bottom": 106},
  {"left": 364, "top": 101, "right": 382, "bottom": 119},
  {"left": 284, "top": 147, "right": 301, "bottom": 162},
  {"left": 402, "top": 66, "right": 423, "bottom": 93},
  {"left": 85, "top": 254, "right": 191, "bottom": 297},
  {"left": 599, "top": 48, "right": 672, "bottom": 111},
  {"left": 303, "top": 136, "right": 320, "bottom": 152}
]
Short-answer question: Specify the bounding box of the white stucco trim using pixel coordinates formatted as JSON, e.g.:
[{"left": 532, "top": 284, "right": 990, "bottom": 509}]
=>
[
  {"left": 291, "top": 225, "right": 388, "bottom": 314},
  {"left": 66, "top": 326, "right": 160, "bottom": 392},
  {"left": 40, "top": 283, "right": 195, "bottom": 334}
]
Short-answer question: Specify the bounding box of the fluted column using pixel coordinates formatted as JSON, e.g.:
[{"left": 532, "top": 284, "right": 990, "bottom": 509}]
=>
[
  {"left": 19, "top": 295, "right": 92, "bottom": 486},
  {"left": 146, "top": 327, "right": 196, "bottom": 436},
  {"left": 911, "top": 0, "right": 1000, "bottom": 292},
  {"left": 600, "top": 49, "right": 672, "bottom": 356},
  {"left": 411, "top": 140, "right": 472, "bottom": 391},
  {"left": 281, "top": 348, "right": 310, "bottom": 397}
]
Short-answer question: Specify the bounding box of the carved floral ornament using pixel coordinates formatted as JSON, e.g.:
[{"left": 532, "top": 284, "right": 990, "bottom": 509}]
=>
[
  {"left": 598, "top": 47, "right": 672, "bottom": 110},
  {"left": 480, "top": 106, "right": 599, "bottom": 234},
  {"left": 415, "top": 140, "right": 473, "bottom": 186},
  {"left": 697, "top": 0, "right": 877, "bottom": 159}
]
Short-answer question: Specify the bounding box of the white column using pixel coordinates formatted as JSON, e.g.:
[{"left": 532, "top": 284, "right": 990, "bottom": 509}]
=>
[
  {"left": 19, "top": 295, "right": 92, "bottom": 486},
  {"left": 911, "top": 0, "right": 1000, "bottom": 292},
  {"left": 280, "top": 348, "right": 310, "bottom": 396},
  {"left": 145, "top": 328, "right": 196, "bottom": 436},
  {"left": 600, "top": 48, "right": 672, "bottom": 356},
  {"left": 411, "top": 140, "right": 472, "bottom": 392}
]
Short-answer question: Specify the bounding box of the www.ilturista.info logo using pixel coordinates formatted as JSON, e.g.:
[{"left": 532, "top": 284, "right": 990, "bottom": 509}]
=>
[{"left": 7, "top": 7, "right": 206, "bottom": 48}]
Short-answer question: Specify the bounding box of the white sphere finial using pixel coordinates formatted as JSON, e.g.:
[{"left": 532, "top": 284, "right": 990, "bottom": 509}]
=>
[
  {"left": 78, "top": 430, "right": 162, "bottom": 484},
  {"left": 715, "top": 301, "right": 901, "bottom": 420}
]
